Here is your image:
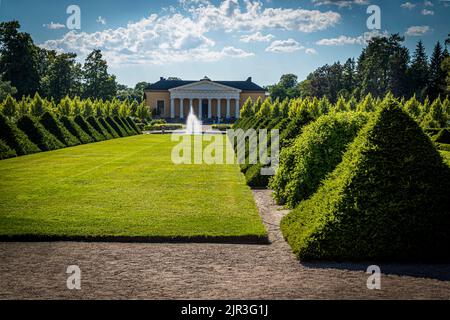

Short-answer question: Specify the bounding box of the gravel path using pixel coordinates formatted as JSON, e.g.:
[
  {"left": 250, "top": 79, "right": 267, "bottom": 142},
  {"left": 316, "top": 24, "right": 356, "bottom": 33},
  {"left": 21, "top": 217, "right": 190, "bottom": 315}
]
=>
[{"left": 1, "top": 190, "right": 449, "bottom": 300}]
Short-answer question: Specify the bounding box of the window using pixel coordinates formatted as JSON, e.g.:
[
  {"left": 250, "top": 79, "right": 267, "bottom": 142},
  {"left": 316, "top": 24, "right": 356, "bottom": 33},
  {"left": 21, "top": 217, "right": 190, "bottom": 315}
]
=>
[{"left": 156, "top": 100, "right": 165, "bottom": 117}]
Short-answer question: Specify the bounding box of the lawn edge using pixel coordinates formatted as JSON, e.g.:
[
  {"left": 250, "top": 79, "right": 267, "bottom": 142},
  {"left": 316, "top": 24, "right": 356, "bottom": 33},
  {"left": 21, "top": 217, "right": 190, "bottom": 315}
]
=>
[{"left": 0, "top": 234, "right": 270, "bottom": 245}]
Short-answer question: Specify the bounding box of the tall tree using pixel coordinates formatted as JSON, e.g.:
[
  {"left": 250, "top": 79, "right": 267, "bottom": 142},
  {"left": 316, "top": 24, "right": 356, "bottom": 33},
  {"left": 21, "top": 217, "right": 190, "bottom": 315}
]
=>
[
  {"left": 83, "top": 50, "right": 117, "bottom": 100},
  {"left": 408, "top": 41, "right": 429, "bottom": 100},
  {"left": 0, "top": 21, "right": 40, "bottom": 97},
  {"left": 428, "top": 41, "right": 446, "bottom": 100}
]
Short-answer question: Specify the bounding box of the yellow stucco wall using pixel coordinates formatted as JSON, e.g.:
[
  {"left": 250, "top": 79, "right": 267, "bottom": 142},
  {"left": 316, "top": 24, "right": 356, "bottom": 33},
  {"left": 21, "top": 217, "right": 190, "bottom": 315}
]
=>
[{"left": 144, "top": 91, "right": 170, "bottom": 118}]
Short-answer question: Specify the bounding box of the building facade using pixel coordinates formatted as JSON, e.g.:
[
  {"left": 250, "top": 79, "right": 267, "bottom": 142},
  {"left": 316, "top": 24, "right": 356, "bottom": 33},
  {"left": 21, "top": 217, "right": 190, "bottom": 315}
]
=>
[{"left": 144, "top": 77, "right": 267, "bottom": 122}]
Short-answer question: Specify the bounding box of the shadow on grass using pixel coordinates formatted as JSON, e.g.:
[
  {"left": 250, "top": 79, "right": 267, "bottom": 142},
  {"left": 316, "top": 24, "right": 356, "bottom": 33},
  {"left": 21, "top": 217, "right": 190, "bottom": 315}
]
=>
[{"left": 301, "top": 262, "right": 450, "bottom": 281}]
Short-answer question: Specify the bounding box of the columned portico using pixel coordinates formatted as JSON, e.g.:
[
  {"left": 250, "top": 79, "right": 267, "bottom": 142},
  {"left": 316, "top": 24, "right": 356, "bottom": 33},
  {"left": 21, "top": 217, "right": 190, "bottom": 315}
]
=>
[{"left": 168, "top": 78, "right": 242, "bottom": 121}]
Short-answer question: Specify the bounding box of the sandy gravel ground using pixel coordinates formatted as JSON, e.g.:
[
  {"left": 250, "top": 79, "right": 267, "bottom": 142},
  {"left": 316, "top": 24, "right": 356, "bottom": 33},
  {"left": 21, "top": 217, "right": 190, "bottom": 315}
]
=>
[{"left": 0, "top": 190, "right": 449, "bottom": 300}]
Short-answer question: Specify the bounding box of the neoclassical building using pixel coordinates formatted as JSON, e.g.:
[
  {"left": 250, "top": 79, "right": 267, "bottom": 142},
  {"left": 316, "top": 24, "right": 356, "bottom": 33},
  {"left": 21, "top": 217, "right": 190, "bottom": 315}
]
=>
[{"left": 144, "top": 77, "right": 267, "bottom": 121}]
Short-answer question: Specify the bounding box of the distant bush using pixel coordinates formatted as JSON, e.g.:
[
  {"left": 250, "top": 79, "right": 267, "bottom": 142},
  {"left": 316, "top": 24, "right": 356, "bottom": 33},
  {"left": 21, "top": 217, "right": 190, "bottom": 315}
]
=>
[
  {"left": 60, "top": 116, "right": 93, "bottom": 144},
  {"left": 106, "top": 116, "right": 127, "bottom": 137},
  {"left": 149, "top": 119, "right": 167, "bottom": 126},
  {"left": 0, "top": 113, "right": 40, "bottom": 155},
  {"left": 212, "top": 124, "right": 232, "bottom": 131},
  {"left": 74, "top": 115, "right": 105, "bottom": 141},
  {"left": 270, "top": 112, "right": 368, "bottom": 208},
  {"left": 87, "top": 116, "right": 113, "bottom": 140},
  {"left": 281, "top": 100, "right": 450, "bottom": 261},
  {"left": 144, "top": 123, "right": 184, "bottom": 131},
  {"left": 0, "top": 139, "right": 17, "bottom": 159},
  {"left": 40, "top": 112, "right": 80, "bottom": 147},
  {"left": 98, "top": 117, "right": 120, "bottom": 138},
  {"left": 17, "top": 115, "right": 65, "bottom": 151}
]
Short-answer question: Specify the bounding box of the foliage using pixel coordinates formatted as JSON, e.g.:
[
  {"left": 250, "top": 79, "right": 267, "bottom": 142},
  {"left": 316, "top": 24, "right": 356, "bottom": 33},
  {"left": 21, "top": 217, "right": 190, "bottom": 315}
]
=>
[
  {"left": 60, "top": 116, "right": 93, "bottom": 144},
  {"left": 74, "top": 115, "right": 105, "bottom": 142},
  {"left": 17, "top": 114, "right": 65, "bottom": 151},
  {"left": 0, "top": 113, "right": 40, "bottom": 155},
  {"left": 0, "top": 139, "right": 17, "bottom": 159},
  {"left": 86, "top": 116, "right": 113, "bottom": 140},
  {"left": 39, "top": 111, "right": 80, "bottom": 147}
]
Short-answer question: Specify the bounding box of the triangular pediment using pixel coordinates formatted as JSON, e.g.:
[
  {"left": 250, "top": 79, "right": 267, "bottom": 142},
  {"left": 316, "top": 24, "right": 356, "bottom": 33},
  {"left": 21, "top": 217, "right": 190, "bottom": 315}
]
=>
[{"left": 169, "top": 80, "right": 241, "bottom": 92}]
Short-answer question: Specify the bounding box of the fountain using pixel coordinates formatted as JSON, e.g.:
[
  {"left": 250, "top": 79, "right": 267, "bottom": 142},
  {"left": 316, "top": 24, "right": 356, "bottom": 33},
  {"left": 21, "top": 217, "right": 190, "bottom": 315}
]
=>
[{"left": 185, "top": 105, "right": 202, "bottom": 134}]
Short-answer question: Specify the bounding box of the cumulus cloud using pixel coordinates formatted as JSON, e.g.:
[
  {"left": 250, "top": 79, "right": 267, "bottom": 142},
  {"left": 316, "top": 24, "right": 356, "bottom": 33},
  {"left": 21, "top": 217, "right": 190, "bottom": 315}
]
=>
[
  {"left": 41, "top": 0, "right": 340, "bottom": 66},
  {"left": 421, "top": 8, "right": 434, "bottom": 14},
  {"left": 405, "top": 25, "right": 432, "bottom": 36},
  {"left": 424, "top": 1, "right": 434, "bottom": 6},
  {"left": 400, "top": 2, "right": 416, "bottom": 9},
  {"left": 305, "top": 48, "right": 318, "bottom": 55},
  {"left": 240, "top": 32, "right": 275, "bottom": 42},
  {"left": 316, "top": 30, "right": 388, "bottom": 46},
  {"left": 97, "top": 16, "right": 107, "bottom": 25},
  {"left": 265, "top": 39, "right": 304, "bottom": 53},
  {"left": 43, "top": 22, "right": 65, "bottom": 30},
  {"left": 312, "top": 0, "right": 369, "bottom": 8}
]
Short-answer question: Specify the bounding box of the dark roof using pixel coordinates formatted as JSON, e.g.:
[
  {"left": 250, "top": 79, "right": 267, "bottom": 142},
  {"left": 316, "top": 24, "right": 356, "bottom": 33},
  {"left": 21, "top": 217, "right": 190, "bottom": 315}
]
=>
[{"left": 145, "top": 78, "right": 266, "bottom": 92}]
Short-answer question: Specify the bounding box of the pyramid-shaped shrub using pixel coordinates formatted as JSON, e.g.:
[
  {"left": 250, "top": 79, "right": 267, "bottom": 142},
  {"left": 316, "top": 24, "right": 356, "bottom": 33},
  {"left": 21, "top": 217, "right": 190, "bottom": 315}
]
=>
[
  {"left": 0, "top": 139, "right": 17, "bottom": 159},
  {"left": 40, "top": 112, "right": 80, "bottom": 147},
  {"left": 74, "top": 115, "right": 104, "bottom": 142},
  {"left": 114, "top": 116, "right": 133, "bottom": 136},
  {"left": 0, "top": 113, "right": 40, "bottom": 155},
  {"left": 270, "top": 112, "right": 369, "bottom": 208},
  {"left": 86, "top": 116, "right": 113, "bottom": 140},
  {"left": 106, "top": 116, "right": 127, "bottom": 137},
  {"left": 281, "top": 99, "right": 450, "bottom": 261},
  {"left": 126, "top": 117, "right": 142, "bottom": 134},
  {"left": 60, "top": 116, "right": 93, "bottom": 144},
  {"left": 98, "top": 117, "right": 120, "bottom": 138},
  {"left": 433, "top": 128, "right": 450, "bottom": 144},
  {"left": 17, "top": 115, "right": 65, "bottom": 151}
]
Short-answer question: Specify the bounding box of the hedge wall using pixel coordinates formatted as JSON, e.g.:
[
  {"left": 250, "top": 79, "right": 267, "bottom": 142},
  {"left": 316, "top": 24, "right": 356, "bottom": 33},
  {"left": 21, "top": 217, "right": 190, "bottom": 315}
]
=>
[
  {"left": 270, "top": 112, "right": 368, "bottom": 208},
  {"left": 281, "top": 99, "right": 450, "bottom": 261},
  {"left": 17, "top": 115, "right": 65, "bottom": 151},
  {"left": 40, "top": 112, "right": 80, "bottom": 147},
  {"left": 60, "top": 116, "right": 94, "bottom": 144},
  {"left": 0, "top": 113, "right": 40, "bottom": 155}
]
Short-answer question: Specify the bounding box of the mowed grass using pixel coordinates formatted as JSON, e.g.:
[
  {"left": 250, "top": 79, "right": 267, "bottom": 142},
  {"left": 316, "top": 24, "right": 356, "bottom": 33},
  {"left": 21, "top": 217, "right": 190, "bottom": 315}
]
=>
[{"left": 0, "top": 135, "right": 267, "bottom": 240}]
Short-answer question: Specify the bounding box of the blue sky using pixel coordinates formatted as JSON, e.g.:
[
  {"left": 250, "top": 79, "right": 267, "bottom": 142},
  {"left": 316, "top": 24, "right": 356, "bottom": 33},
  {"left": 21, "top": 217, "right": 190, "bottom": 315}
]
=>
[{"left": 1, "top": 0, "right": 449, "bottom": 87}]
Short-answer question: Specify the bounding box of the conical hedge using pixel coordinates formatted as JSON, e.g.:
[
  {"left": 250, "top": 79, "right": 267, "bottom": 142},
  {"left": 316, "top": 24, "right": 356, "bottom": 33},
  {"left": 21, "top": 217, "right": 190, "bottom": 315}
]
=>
[
  {"left": 0, "top": 139, "right": 17, "bottom": 159},
  {"left": 433, "top": 128, "right": 450, "bottom": 144},
  {"left": 106, "top": 116, "right": 127, "bottom": 137},
  {"left": 0, "top": 113, "right": 40, "bottom": 155},
  {"left": 74, "top": 115, "right": 104, "bottom": 142},
  {"left": 40, "top": 112, "right": 80, "bottom": 147},
  {"left": 17, "top": 115, "right": 65, "bottom": 151},
  {"left": 86, "top": 116, "right": 113, "bottom": 140},
  {"left": 98, "top": 117, "right": 120, "bottom": 138},
  {"left": 60, "top": 116, "right": 93, "bottom": 144},
  {"left": 271, "top": 112, "right": 368, "bottom": 208},
  {"left": 114, "top": 116, "right": 133, "bottom": 136},
  {"left": 126, "top": 117, "right": 142, "bottom": 134},
  {"left": 281, "top": 99, "right": 450, "bottom": 261}
]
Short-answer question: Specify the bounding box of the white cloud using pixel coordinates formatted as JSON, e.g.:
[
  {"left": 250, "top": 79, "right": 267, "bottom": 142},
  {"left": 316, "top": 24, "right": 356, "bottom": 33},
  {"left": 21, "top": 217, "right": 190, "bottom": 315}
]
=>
[
  {"left": 424, "top": 1, "right": 434, "bottom": 6},
  {"left": 305, "top": 48, "right": 318, "bottom": 55},
  {"left": 240, "top": 32, "right": 275, "bottom": 42},
  {"left": 43, "top": 22, "right": 65, "bottom": 30},
  {"left": 265, "top": 39, "right": 304, "bottom": 53},
  {"left": 421, "top": 8, "right": 434, "bottom": 14},
  {"left": 97, "top": 16, "right": 107, "bottom": 25},
  {"left": 312, "top": 0, "right": 369, "bottom": 8},
  {"left": 400, "top": 2, "right": 416, "bottom": 9},
  {"left": 41, "top": 0, "right": 341, "bottom": 66},
  {"left": 405, "top": 25, "right": 432, "bottom": 36},
  {"left": 316, "top": 30, "right": 388, "bottom": 46}
]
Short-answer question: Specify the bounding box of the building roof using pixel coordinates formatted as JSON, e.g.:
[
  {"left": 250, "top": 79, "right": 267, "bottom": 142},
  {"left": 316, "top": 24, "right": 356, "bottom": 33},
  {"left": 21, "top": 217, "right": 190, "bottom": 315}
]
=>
[{"left": 145, "top": 77, "right": 266, "bottom": 92}]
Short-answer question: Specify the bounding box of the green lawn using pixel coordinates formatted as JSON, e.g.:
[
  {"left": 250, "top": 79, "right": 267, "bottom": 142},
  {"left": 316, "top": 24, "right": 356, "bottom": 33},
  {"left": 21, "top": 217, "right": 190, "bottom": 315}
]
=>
[{"left": 0, "top": 135, "right": 267, "bottom": 241}]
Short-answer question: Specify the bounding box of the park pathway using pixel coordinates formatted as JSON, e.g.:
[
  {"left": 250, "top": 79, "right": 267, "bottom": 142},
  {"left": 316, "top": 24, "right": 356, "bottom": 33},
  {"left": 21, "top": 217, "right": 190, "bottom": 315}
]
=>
[{"left": 0, "top": 190, "right": 449, "bottom": 299}]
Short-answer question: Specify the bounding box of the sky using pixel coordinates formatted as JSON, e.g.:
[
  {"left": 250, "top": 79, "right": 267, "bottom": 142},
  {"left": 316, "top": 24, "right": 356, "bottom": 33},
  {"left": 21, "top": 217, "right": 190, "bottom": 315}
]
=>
[{"left": 1, "top": 0, "right": 449, "bottom": 87}]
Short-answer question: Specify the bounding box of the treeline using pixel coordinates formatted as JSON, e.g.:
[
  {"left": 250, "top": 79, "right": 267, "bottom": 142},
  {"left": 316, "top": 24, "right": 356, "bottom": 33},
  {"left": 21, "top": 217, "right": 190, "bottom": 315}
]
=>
[
  {"left": 0, "top": 21, "right": 148, "bottom": 103},
  {"left": 268, "top": 34, "right": 450, "bottom": 102},
  {"left": 235, "top": 93, "right": 450, "bottom": 189},
  {"left": 0, "top": 95, "right": 149, "bottom": 160}
]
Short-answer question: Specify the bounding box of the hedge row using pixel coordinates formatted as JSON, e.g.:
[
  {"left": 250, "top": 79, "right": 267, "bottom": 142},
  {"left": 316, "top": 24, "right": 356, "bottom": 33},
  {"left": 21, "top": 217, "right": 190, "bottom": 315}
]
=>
[
  {"left": 0, "top": 111, "right": 141, "bottom": 160},
  {"left": 280, "top": 99, "right": 450, "bottom": 261}
]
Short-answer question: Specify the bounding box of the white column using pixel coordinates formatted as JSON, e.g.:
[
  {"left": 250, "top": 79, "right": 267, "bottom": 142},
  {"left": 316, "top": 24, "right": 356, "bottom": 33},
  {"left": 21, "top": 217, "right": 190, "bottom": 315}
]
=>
[
  {"left": 199, "top": 99, "right": 203, "bottom": 120},
  {"left": 235, "top": 98, "right": 240, "bottom": 119},
  {"left": 208, "top": 99, "right": 212, "bottom": 119},
  {"left": 217, "top": 99, "right": 222, "bottom": 120},
  {"left": 226, "top": 98, "right": 231, "bottom": 119},
  {"left": 170, "top": 98, "right": 175, "bottom": 119},
  {"left": 180, "top": 98, "right": 184, "bottom": 119}
]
